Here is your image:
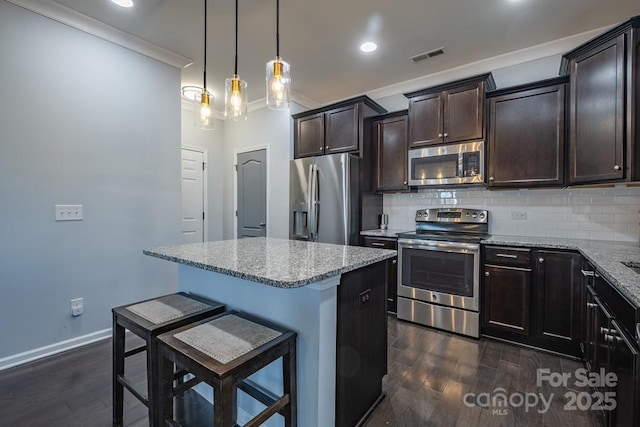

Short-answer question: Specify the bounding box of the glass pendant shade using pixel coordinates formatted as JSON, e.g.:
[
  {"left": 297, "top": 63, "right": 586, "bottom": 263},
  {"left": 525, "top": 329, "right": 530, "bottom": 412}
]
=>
[
  {"left": 195, "top": 90, "right": 215, "bottom": 130},
  {"left": 224, "top": 75, "right": 248, "bottom": 121},
  {"left": 266, "top": 57, "right": 291, "bottom": 110}
]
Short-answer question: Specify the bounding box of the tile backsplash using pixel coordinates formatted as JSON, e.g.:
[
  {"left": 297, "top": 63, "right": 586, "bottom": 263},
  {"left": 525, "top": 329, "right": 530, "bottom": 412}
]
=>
[{"left": 383, "top": 186, "right": 640, "bottom": 242}]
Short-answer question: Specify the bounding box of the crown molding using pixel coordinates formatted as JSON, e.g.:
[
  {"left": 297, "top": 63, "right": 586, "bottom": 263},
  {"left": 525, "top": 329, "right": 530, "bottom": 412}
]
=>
[
  {"left": 6, "top": 0, "right": 192, "bottom": 69},
  {"left": 366, "top": 24, "right": 613, "bottom": 100}
]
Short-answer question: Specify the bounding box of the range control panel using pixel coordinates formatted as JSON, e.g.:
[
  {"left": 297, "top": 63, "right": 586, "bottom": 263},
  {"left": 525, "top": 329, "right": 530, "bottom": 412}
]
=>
[{"left": 415, "top": 208, "right": 488, "bottom": 224}]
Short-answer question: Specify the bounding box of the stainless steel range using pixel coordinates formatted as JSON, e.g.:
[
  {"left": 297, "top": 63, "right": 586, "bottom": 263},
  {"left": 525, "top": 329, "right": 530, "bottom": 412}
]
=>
[{"left": 397, "top": 208, "right": 489, "bottom": 338}]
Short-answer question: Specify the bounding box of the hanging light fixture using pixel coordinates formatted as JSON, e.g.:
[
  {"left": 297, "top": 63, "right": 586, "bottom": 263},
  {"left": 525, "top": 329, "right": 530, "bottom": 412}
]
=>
[
  {"left": 195, "top": 0, "right": 214, "bottom": 130},
  {"left": 225, "top": 0, "right": 248, "bottom": 120},
  {"left": 266, "top": 0, "right": 291, "bottom": 109}
]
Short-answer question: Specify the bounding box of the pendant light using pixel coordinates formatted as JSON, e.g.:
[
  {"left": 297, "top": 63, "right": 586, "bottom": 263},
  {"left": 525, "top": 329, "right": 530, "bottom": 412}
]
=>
[
  {"left": 196, "top": 0, "right": 214, "bottom": 130},
  {"left": 225, "top": 0, "right": 248, "bottom": 120},
  {"left": 266, "top": 0, "right": 291, "bottom": 109}
]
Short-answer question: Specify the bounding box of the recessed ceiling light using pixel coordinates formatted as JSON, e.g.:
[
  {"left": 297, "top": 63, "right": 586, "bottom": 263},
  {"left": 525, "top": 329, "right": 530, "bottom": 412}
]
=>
[
  {"left": 360, "top": 42, "right": 377, "bottom": 53},
  {"left": 111, "top": 0, "right": 134, "bottom": 8}
]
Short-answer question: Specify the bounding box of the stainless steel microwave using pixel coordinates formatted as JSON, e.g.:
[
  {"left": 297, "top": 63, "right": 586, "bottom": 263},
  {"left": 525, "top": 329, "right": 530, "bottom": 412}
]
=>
[{"left": 408, "top": 141, "right": 484, "bottom": 187}]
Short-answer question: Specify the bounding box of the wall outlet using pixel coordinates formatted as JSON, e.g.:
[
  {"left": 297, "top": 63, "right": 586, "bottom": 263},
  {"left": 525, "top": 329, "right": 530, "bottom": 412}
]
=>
[
  {"left": 70, "top": 298, "right": 84, "bottom": 316},
  {"left": 511, "top": 211, "right": 528, "bottom": 220},
  {"left": 55, "top": 205, "right": 83, "bottom": 221}
]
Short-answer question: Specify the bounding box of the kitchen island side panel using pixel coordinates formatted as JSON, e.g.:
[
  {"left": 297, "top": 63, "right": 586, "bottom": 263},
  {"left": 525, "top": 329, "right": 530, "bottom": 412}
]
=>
[{"left": 178, "top": 264, "right": 340, "bottom": 427}]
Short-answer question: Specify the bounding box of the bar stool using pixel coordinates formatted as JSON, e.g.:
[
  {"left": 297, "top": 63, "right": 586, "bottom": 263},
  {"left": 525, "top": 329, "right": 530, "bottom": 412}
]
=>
[
  {"left": 112, "top": 292, "right": 225, "bottom": 426},
  {"left": 155, "top": 310, "right": 297, "bottom": 427}
]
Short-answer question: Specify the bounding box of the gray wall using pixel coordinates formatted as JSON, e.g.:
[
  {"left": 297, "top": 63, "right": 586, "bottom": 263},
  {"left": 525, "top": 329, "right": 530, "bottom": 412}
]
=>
[
  {"left": 181, "top": 108, "right": 225, "bottom": 241},
  {"left": 0, "top": 2, "right": 181, "bottom": 359}
]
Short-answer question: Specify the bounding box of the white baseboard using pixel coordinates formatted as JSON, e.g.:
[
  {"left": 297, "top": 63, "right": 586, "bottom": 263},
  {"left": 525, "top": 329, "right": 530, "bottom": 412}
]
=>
[{"left": 0, "top": 328, "right": 112, "bottom": 372}]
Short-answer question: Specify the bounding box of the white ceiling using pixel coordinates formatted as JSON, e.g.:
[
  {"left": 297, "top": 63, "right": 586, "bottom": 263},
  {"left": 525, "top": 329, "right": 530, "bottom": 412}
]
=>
[{"left": 48, "top": 0, "right": 640, "bottom": 107}]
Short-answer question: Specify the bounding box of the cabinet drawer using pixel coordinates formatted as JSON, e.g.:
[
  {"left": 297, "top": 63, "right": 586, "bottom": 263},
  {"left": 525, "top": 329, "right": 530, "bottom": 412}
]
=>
[
  {"left": 484, "top": 246, "right": 531, "bottom": 267},
  {"left": 363, "top": 237, "right": 397, "bottom": 250}
]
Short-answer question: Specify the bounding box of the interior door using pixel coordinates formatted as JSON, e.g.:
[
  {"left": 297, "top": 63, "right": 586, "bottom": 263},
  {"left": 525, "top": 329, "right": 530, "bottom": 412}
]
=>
[
  {"left": 237, "top": 149, "right": 267, "bottom": 238},
  {"left": 181, "top": 148, "right": 205, "bottom": 244}
]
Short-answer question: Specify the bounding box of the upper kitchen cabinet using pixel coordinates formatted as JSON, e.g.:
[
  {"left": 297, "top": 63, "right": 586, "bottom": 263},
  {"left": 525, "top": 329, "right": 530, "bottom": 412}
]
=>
[
  {"left": 486, "top": 77, "right": 567, "bottom": 188},
  {"left": 404, "top": 73, "right": 495, "bottom": 148},
  {"left": 560, "top": 16, "right": 640, "bottom": 185},
  {"left": 293, "top": 96, "right": 387, "bottom": 159},
  {"left": 371, "top": 111, "right": 409, "bottom": 193}
]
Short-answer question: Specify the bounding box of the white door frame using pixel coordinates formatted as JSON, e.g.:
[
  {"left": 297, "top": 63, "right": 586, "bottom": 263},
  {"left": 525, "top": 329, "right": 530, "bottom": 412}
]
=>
[
  {"left": 233, "top": 145, "right": 269, "bottom": 239},
  {"left": 181, "top": 146, "right": 209, "bottom": 242}
]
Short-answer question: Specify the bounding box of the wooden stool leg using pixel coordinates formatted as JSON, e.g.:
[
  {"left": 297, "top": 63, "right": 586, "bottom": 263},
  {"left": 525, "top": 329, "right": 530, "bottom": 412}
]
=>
[
  {"left": 155, "top": 349, "right": 174, "bottom": 427},
  {"left": 214, "top": 377, "right": 237, "bottom": 427},
  {"left": 112, "top": 317, "right": 125, "bottom": 426},
  {"left": 146, "top": 337, "right": 158, "bottom": 426},
  {"left": 283, "top": 337, "right": 298, "bottom": 427}
]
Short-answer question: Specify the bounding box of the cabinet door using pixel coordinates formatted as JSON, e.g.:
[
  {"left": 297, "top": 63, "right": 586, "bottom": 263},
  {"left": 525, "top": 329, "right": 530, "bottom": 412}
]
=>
[
  {"left": 534, "top": 250, "right": 582, "bottom": 356},
  {"left": 609, "top": 319, "right": 640, "bottom": 427},
  {"left": 408, "top": 92, "right": 443, "bottom": 147},
  {"left": 325, "top": 104, "right": 359, "bottom": 154},
  {"left": 483, "top": 265, "right": 531, "bottom": 335},
  {"left": 569, "top": 34, "right": 625, "bottom": 184},
  {"left": 488, "top": 85, "right": 565, "bottom": 187},
  {"left": 362, "top": 237, "right": 398, "bottom": 313},
  {"left": 374, "top": 115, "right": 409, "bottom": 192},
  {"left": 295, "top": 112, "right": 325, "bottom": 158},
  {"left": 444, "top": 83, "right": 484, "bottom": 143}
]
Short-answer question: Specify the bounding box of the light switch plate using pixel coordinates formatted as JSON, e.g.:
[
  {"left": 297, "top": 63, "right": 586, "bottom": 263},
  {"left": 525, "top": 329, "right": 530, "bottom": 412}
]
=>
[{"left": 55, "top": 205, "right": 83, "bottom": 221}]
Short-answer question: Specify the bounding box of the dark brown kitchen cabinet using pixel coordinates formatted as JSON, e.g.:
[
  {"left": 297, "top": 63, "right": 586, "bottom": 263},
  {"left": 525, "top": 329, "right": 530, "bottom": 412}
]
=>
[
  {"left": 583, "top": 271, "right": 640, "bottom": 427},
  {"left": 535, "top": 250, "right": 583, "bottom": 357},
  {"left": 482, "top": 245, "right": 584, "bottom": 357},
  {"left": 405, "top": 73, "right": 495, "bottom": 148},
  {"left": 560, "top": 16, "right": 640, "bottom": 185},
  {"left": 486, "top": 77, "right": 567, "bottom": 188},
  {"left": 371, "top": 111, "right": 409, "bottom": 193},
  {"left": 362, "top": 236, "right": 398, "bottom": 313},
  {"left": 293, "top": 96, "right": 386, "bottom": 159},
  {"left": 483, "top": 264, "right": 531, "bottom": 335}
]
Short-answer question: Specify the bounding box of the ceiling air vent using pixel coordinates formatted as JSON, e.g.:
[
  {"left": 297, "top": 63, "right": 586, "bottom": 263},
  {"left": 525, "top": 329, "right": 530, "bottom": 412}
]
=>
[{"left": 410, "top": 47, "right": 446, "bottom": 63}]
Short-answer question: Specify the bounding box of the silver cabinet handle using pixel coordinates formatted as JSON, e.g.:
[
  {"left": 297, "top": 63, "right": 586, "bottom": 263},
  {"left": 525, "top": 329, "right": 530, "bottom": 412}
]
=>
[
  {"left": 403, "top": 181, "right": 407, "bottom": 185},
  {"left": 496, "top": 253, "right": 517, "bottom": 259},
  {"left": 438, "top": 133, "right": 443, "bottom": 137},
  {"left": 371, "top": 242, "right": 385, "bottom": 247},
  {"left": 259, "top": 222, "right": 266, "bottom": 227},
  {"left": 489, "top": 177, "right": 495, "bottom": 181},
  {"left": 485, "top": 271, "right": 490, "bottom": 277},
  {"left": 539, "top": 258, "right": 545, "bottom": 263},
  {"left": 392, "top": 259, "right": 397, "bottom": 265},
  {"left": 614, "top": 165, "right": 621, "bottom": 171},
  {"left": 604, "top": 334, "right": 623, "bottom": 343},
  {"left": 443, "top": 133, "right": 448, "bottom": 137},
  {"left": 325, "top": 146, "right": 329, "bottom": 150},
  {"left": 581, "top": 270, "right": 595, "bottom": 277},
  {"left": 601, "top": 327, "right": 617, "bottom": 335},
  {"left": 587, "top": 302, "right": 597, "bottom": 309}
]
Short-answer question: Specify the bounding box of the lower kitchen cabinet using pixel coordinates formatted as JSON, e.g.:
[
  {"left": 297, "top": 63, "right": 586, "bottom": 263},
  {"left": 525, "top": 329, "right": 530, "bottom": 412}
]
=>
[
  {"left": 362, "top": 236, "right": 398, "bottom": 313},
  {"left": 582, "top": 269, "right": 640, "bottom": 427},
  {"left": 482, "top": 246, "right": 583, "bottom": 357},
  {"left": 336, "top": 260, "right": 387, "bottom": 427}
]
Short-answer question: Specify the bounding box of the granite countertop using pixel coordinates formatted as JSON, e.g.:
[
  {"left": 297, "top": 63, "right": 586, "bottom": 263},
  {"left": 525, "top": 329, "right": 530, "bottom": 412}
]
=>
[
  {"left": 360, "top": 229, "right": 410, "bottom": 238},
  {"left": 144, "top": 237, "right": 396, "bottom": 289},
  {"left": 484, "top": 235, "right": 640, "bottom": 307}
]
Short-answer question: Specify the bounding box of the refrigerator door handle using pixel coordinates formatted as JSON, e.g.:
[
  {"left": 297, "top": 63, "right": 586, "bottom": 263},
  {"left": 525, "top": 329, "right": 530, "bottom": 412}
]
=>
[
  {"left": 307, "top": 163, "right": 315, "bottom": 240},
  {"left": 311, "top": 164, "right": 319, "bottom": 241},
  {"left": 342, "top": 157, "right": 349, "bottom": 244}
]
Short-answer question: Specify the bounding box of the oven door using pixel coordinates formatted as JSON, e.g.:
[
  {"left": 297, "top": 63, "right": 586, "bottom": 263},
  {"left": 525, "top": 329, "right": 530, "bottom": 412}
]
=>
[{"left": 398, "top": 239, "right": 479, "bottom": 311}]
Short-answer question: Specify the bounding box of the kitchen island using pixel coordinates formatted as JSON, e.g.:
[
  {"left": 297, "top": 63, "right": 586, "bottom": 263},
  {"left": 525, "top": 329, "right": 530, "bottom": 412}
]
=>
[{"left": 144, "top": 237, "right": 396, "bottom": 427}]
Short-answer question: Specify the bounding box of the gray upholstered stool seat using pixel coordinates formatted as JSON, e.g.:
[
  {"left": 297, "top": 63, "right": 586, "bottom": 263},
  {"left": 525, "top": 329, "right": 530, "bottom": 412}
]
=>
[
  {"left": 156, "top": 310, "right": 297, "bottom": 427},
  {"left": 112, "top": 292, "right": 225, "bottom": 426}
]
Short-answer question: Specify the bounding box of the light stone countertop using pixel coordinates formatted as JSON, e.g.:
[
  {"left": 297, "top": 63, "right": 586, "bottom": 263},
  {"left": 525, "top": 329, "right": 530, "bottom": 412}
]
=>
[
  {"left": 144, "top": 237, "right": 396, "bottom": 288},
  {"left": 360, "top": 229, "right": 410, "bottom": 238},
  {"left": 484, "top": 235, "right": 640, "bottom": 307}
]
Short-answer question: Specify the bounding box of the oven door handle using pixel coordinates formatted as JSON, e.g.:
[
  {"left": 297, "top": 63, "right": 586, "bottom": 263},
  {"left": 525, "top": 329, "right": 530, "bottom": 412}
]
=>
[{"left": 398, "top": 240, "right": 479, "bottom": 253}]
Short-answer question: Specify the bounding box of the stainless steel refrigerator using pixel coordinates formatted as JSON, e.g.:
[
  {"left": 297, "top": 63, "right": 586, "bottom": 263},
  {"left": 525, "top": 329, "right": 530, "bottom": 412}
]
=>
[{"left": 290, "top": 153, "right": 381, "bottom": 245}]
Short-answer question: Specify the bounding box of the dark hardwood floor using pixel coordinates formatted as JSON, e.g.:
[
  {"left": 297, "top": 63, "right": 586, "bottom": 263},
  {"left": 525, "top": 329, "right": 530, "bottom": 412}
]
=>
[
  {"left": 365, "top": 316, "right": 605, "bottom": 427},
  {"left": 0, "top": 316, "right": 605, "bottom": 426}
]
